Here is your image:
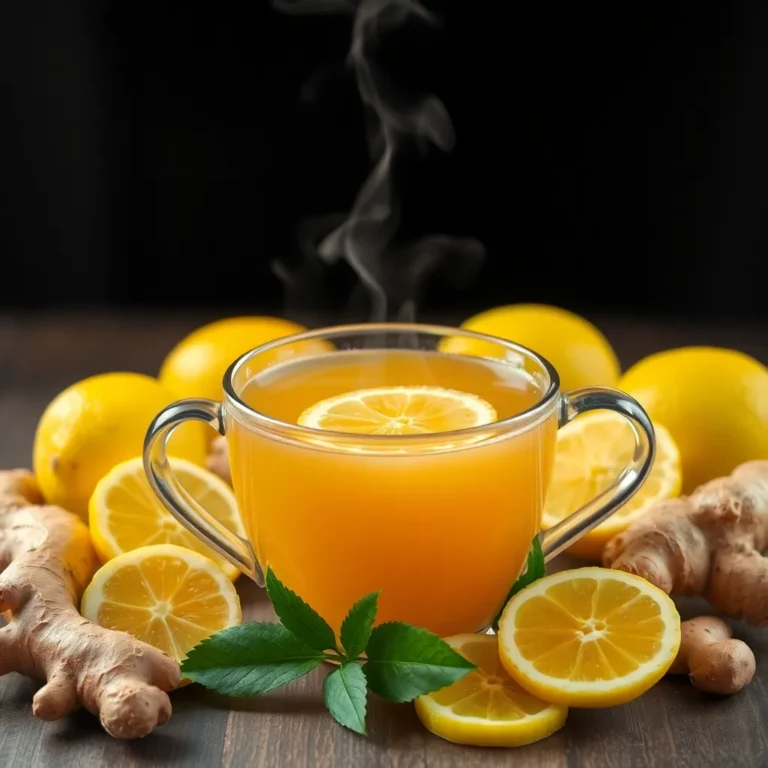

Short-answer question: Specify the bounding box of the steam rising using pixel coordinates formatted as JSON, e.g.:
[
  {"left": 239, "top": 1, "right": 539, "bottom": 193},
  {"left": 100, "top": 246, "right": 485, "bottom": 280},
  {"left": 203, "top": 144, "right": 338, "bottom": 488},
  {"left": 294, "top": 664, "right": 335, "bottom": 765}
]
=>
[{"left": 273, "top": 0, "right": 484, "bottom": 321}]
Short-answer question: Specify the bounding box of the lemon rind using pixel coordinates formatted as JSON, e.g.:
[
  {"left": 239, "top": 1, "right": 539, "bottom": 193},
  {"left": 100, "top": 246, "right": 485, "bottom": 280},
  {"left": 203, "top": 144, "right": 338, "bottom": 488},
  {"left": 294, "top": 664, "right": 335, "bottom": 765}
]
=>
[{"left": 415, "top": 698, "right": 567, "bottom": 748}]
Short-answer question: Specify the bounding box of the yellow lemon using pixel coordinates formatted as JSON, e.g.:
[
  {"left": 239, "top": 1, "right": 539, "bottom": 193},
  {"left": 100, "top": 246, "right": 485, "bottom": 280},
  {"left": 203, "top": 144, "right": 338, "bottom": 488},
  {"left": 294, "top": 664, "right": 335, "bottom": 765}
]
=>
[
  {"left": 81, "top": 544, "right": 241, "bottom": 672},
  {"left": 619, "top": 347, "right": 768, "bottom": 493},
  {"left": 440, "top": 304, "right": 620, "bottom": 391},
  {"left": 89, "top": 456, "right": 244, "bottom": 581},
  {"left": 498, "top": 567, "right": 681, "bottom": 708},
  {"left": 159, "top": 316, "right": 327, "bottom": 403},
  {"left": 34, "top": 372, "right": 207, "bottom": 520},
  {"left": 414, "top": 634, "right": 568, "bottom": 747},
  {"left": 542, "top": 412, "right": 683, "bottom": 561},
  {"left": 297, "top": 386, "right": 497, "bottom": 435}
]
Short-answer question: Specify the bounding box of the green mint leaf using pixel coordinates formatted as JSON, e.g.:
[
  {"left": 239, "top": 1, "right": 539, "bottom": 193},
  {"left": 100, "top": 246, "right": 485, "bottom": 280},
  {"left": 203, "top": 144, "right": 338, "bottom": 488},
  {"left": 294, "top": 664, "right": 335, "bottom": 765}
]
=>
[
  {"left": 266, "top": 567, "right": 338, "bottom": 653},
  {"left": 323, "top": 661, "right": 368, "bottom": 735},
  {"left": 340, "top": 591, "right": 379, "bottom": 658},
  {"left": 181, "top": 622, "right": 324, "bottom": 696},
  {"left": 363, "top": 622, "right": 475, "bottom": 703},
  {"left": 492, "top": 535, "right": 546, "bottom": 631}
]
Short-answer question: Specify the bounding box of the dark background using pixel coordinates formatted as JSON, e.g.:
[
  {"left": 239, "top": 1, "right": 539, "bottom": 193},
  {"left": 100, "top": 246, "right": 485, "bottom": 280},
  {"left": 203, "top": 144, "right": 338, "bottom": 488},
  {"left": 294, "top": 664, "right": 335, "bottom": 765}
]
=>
[{"left": 3, "top": 1, "right": 768, "bottom": 321}]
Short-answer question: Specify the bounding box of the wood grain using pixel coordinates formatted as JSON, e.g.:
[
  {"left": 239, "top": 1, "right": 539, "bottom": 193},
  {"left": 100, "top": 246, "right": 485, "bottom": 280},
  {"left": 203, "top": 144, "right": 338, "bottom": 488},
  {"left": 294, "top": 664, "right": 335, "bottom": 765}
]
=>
[{"left": 1, "top": 312, "right": 768, "bottom": 767}]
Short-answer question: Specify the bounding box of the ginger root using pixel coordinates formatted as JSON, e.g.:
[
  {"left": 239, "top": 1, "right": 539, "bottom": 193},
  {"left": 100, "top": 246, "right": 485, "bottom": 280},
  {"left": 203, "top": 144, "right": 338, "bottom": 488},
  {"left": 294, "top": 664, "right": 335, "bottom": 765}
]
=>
[
  {"left": 669, "top": 616, "right": 755, "bottom": 694},
  {"left": 0, "top": 470, "right": 180, "bottom": 738},
  {"left": 206, "top": 435, "right": 231, "bottom": 485},
  {"left": 604, "top": 460, "right": 768, "bottom": 625}
]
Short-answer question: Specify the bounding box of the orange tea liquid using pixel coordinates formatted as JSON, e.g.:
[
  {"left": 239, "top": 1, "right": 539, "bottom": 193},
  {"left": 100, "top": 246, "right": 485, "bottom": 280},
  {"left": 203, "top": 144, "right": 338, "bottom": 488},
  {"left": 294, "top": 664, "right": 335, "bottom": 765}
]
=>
[{"left": 226, "top": 349, "right": 557, "bottom": 637}]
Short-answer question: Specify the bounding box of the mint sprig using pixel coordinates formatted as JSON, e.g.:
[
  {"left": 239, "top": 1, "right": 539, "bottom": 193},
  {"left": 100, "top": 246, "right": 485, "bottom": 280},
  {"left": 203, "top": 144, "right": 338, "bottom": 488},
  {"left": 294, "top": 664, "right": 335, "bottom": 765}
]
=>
[
  {"left": 491, "top": 534, "right": 546, "bottom": 631},
  {"left": 181, "top": 568, "right": 475, "bottom": 736},
  {"left": 364, "top": 622, "right": 475, "bottom": 702},
  {"left": 182, "top": 622, "right": 325, "bottom": 696},
  {"left": 265, "top": 567, "right": 336, "bottom": 652},
  {"left": 323, "top": 662, "right": 368, "bottom": 735},
  {"left": 340, "top": 591, "right": 379, "bottom": 658}
]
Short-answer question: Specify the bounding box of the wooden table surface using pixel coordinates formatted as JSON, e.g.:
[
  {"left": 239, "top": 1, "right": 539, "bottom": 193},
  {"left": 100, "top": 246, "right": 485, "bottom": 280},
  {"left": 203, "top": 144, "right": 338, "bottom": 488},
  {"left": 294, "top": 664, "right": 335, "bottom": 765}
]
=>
[{"left": 2, "top": 311, "right": 768, "bottom": 768}]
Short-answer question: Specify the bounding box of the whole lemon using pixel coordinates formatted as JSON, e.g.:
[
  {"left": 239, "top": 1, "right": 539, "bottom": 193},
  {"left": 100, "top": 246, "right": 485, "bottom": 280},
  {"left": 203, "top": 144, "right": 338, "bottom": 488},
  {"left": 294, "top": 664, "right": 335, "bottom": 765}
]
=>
[
  {"left": 619, "top": 347, "right": 768, "bottom": 493},
  {"left": 33, "top": 372, "right": 208, "bottom": 520},
  {"left": 159, "top": 316, "right": 316, "bottom": 402},
  {"left": 442, "top": 304, "right": 621, "bottom": 391}
]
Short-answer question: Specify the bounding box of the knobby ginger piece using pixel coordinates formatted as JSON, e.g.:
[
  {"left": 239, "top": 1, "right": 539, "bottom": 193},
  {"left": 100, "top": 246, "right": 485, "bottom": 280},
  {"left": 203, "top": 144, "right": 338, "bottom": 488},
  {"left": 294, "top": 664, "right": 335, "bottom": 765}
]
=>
[
  {"left": 206, "top": 435, "right": 231, "bottom": 484},
  {"left": 604, "top": 460, "right": 768, "bottom": 626},
  {"left": 668, "top": 616, "right": 755, "bottom": 694},
  {"left": 0, "top": 470, "right": 180, "bottom": 738}
]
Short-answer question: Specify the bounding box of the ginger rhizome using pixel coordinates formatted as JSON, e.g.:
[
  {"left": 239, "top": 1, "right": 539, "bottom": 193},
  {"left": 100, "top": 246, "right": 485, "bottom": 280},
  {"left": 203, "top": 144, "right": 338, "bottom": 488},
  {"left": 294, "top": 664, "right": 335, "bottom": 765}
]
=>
[
  {"left": 206, "top": 435, "right": 231, "bottom": 485},
  {"left": 604, "top": 460, "right": 768, "bottom": 626},
  {"left": 668, "top": 616, "right": 755, "bottom": 694},
  {"left": 0, "top": 470, "right": 180, "bottom": 738}
]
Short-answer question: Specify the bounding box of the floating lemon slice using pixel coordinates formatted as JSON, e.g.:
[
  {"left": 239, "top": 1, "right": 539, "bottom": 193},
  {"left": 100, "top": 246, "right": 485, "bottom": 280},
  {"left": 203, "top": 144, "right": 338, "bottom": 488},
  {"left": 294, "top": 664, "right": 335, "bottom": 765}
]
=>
[
  {"left": 542, "top": 412, "right": 682, "bottom": 560},
  {"left": 414, "top": 634, "right": 568, "bottom": 747},
  {"left": 297, "top": 386, "right": 497, "bottom": 435},
  {"left": 497, "top": 567, "right": 681, "bottom": 708},
  {"left": 81, "top": 544, "right": 241, "bottom": 671},
  {"left": 89, "top": 456, "right": 245, "bottom": 581}
]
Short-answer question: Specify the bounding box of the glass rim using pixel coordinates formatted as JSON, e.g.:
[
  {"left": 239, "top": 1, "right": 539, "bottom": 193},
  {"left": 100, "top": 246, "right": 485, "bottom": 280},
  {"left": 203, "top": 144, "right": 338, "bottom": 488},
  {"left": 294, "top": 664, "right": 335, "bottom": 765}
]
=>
[{"left": 222, "top": 322, "right": 562, "bottom": 442}]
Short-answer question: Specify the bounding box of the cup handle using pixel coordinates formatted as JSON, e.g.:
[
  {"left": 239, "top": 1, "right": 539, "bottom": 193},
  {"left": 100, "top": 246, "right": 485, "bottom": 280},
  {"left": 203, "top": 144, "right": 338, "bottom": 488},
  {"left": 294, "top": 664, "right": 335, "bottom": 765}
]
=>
[
  {"left": 539, "top": 386, "right": 656, "bottom": 562},
  {"left": 143, "top": 398, "right": 263, "bottom": 584}
]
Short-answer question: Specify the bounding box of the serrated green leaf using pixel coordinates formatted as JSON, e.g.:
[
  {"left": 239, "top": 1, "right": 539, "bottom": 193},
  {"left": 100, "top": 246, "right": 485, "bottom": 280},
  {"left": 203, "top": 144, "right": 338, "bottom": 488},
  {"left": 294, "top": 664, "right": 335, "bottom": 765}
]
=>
[
  {"left": 266, "top": 568, "right": 338, "bottom": 653},
  {"left": 363, "top": 622, "right": 475, "bottom": 703},
  {"left": 340, "top": 592, "right": 379, "bottom": 658},
  {"left": 323, "top": 662, "right": 368, "bottom": 735},
  {"left": 181, "top": 622, "right": 324, "bottom": 696},
  {"left": 492, "top": 535, "right": 546, "bottom": 631}
]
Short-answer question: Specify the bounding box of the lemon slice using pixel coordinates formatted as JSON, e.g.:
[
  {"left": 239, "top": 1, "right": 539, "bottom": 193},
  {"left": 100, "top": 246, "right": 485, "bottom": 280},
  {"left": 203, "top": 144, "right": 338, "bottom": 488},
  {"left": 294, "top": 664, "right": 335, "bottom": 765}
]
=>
[
  {"left": 542, "top": 412, "right": 682, "bottom": 560},
  {"left": 297, "top": 386, "right": 497, "bottom": 435},
  {"left": 414, "top": 634, "right": 568, "bottom": 747},
  {"left": 80, "top": 544, "right": 241, "bottom": 669},
  {"left": 497, "top": 567, "right": 681, "bottom": 708},
  {"left": 89, "top": 456, "right": 245, "bottom": 582}
]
